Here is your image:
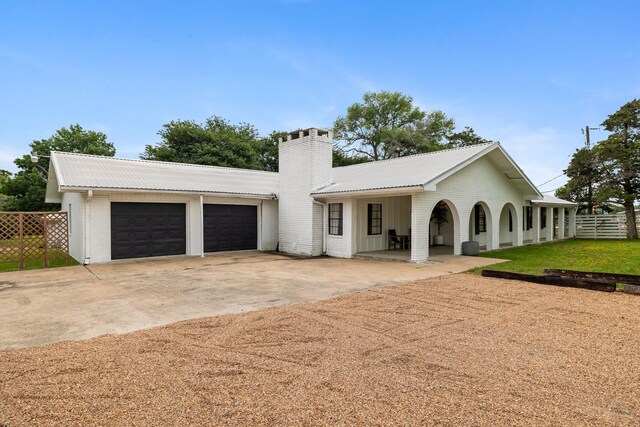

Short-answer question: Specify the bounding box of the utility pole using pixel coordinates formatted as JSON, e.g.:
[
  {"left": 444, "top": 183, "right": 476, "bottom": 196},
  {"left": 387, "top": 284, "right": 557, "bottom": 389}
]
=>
[
  {"left": 581, "top": 126, "right": 599, "bottom": 213},
  {"left": 584, "top": 125, "right": 600, "bottom": 148},
  {"left": 585, "top": 126, "right": 590, "bottom": 148}
]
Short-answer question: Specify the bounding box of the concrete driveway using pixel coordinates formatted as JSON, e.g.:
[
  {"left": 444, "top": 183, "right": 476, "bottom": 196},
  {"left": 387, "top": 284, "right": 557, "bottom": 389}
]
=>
[{"left": 0, "top": 252, "right": 502, "bottom": 349}]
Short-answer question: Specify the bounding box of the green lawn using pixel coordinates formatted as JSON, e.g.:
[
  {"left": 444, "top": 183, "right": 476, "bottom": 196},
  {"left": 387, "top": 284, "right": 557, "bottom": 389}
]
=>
[
  {"left": 473, "top": 239, "right": 640, "bottom": 275},
  {"left": 0, "top": 249, "right": 79, "bottom": 273}
]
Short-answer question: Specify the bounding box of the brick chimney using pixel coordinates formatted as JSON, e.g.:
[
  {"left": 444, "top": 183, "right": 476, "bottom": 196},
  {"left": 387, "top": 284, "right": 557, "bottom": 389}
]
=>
[{"left": 278, "top": 128, "right": 333, "bottom": 256}]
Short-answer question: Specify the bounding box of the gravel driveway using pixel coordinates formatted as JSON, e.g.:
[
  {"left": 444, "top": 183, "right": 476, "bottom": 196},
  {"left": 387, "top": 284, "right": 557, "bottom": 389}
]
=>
[{"left": 2, "top": 274, "right": 639, "bottom": 426}]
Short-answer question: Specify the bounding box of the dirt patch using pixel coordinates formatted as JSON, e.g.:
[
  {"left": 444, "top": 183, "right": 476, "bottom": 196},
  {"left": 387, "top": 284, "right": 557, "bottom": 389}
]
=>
[{"left": 1, "top": 273, "right": 639, "bottom": 426}]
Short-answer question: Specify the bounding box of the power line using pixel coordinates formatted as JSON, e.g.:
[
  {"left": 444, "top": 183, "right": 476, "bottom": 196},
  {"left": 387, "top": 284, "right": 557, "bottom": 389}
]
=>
[{"left": 536, "top": 173, "right": 565, "bottom": 188}]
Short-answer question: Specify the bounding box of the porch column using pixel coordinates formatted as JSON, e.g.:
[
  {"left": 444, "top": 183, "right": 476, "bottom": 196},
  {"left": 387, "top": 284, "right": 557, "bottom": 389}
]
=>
[
  {"left": 545, "top": 207, "right": 554, "bottom": 241},
  {"left": 567, "top": 208, "right": 576, "bottom": 238},
  {"left": 490, "top": 207, "right": 500, "bottom": 250},
  {"left": 456, "top": 207, "right": 471, "bottom": 255},
  {"left": 514, "top": 207, "right": 524, "bottom": 247},
  {"left": 558, "top": 207, "right": 566, "bottom": 239},
  {"left": 411, "top": 192, "right": 429, "bottom": 262},
  {"left": 532, "top": 206, "right": 541, "bottom": 243}
]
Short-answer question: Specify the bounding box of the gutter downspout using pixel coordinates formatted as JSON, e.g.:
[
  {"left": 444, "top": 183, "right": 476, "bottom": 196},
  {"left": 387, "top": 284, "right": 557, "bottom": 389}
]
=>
[
  {"left": 200, "top": 194, "right": 204, "bottom": 257},
  {"left": 84, "top": 189, "right": 92, "bottom": 265},
  {"left": 313, "top": 200, "right": 327, "bottom": 255}
]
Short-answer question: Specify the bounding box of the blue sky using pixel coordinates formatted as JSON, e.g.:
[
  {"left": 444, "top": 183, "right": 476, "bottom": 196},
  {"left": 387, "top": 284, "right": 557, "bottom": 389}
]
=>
[{"left": 1, "top": 0, "right": 638, "bottom": 193}]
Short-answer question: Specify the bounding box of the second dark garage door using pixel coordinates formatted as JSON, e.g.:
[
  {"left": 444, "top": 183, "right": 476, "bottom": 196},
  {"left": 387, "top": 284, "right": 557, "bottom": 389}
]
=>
[
  {"left": 111, "top": 202, "right": 186, "bottom": 260},
  {"left": 204, "top": 204, "right": 257, "bottom": 252}
]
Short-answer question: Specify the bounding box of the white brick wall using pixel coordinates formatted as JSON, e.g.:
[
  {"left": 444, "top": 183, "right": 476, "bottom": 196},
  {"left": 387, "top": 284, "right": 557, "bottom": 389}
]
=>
[
  {"left": 325, "top": 199, "right": 355, "bottom": 258},
  {"left": 431, "top": 156, "right": 524, "bottom": 254},
  {"left": 61, "top": 192, "right": 85, "bottom": 263},
  {"left": 261, "top": 199, "right": 279, "bottom": 251},
  {"left": 79, "top": 191, "right": 276, "bottom": 264},
  {"left": 278, "top": 129, "right": 332, "bottom": 256}
]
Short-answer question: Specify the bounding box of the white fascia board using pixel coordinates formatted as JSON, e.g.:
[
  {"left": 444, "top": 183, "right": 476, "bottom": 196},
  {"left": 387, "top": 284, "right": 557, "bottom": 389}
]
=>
[
  {"left": 58, "top": 186, "right": 278, "bottom": 200},
  {"left": 311, "top": 185, "right": 426, "bottom": 198},
  {"left": 44, "top": 156, "right": 62, "bottom": 203},
  {"left": 531, "top": 200, "right": 578, "bottom": 207},
  {"left": 493, "top": 145, "right": 543, "bottom": 199}
]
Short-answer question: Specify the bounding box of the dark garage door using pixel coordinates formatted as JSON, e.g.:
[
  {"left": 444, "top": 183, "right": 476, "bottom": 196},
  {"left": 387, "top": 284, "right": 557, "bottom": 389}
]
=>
[
  {"left": 204, "top": 204, "right": 257, "bottom": 252},
  {"left": 111, "top": 202, "right": 186, "bottom": 260}
]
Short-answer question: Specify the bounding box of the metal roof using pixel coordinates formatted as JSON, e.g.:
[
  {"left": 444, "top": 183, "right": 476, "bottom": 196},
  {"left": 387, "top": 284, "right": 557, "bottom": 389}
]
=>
[
  {"left": 531, "top": 194, "right": 577, "bottom": 206},
  {"left": 46, "top": 142, "right": 551, "bottom": 203},
  {"left": 47, "top": 152, "right": 279, "bottom": 198},
  {"left": 312, "top": 142, "right": 542, "bottom": 198}
]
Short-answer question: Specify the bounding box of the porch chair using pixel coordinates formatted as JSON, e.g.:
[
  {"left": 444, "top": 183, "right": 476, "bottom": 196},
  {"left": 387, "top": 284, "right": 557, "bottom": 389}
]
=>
[{"left": 388, "top": 229, "right": 403, "bottom": 250}]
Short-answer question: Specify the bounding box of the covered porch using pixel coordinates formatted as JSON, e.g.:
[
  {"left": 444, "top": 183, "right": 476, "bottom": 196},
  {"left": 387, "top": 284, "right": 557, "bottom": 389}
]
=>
[{"left": 322, "top": 193, "right": 459, "bottom": 262}]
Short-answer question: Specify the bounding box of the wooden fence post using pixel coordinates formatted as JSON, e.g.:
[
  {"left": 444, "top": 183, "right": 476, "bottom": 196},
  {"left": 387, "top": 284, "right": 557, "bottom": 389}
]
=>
[
  {"left": 18, "top": 213, "right": 24, "bottom": 269},
  {"left": 43, "top": 214, "right": 49, "bottom": 268}
]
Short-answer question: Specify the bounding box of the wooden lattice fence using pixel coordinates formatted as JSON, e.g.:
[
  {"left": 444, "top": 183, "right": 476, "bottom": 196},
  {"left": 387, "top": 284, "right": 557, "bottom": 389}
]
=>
[
  {"left": 0, "top": 212, "right": 70, "bottom": 269},
  {"left": 575, "top": 213, "right": 640, "bottom": 239}
]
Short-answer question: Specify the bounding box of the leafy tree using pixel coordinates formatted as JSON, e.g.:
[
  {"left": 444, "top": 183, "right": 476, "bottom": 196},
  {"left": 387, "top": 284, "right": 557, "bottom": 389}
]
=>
[
  {"left": 333, "top": 91, "right": 455, "bottom": 160},
  {"left": 1, "top": 170, "right": 49, "bottom": 212},
  {"left": 258, "top": 130, "right": 287, "bottom": 172},
  {"left": 555, "top": 147, "right": 601, "bottom": 214},
  {"left": 1, "top": 125, "right": 115, "bottom": 212},
  {"left": 332, "top": 148, "right": 369, "bottom": 167},
  {"left": 594, "top": 99, "right": 640, "bottom": 239},
  {"left": 447, "top": 126, "right": 494, "bottom": 148},
  {"left": 142, "top": 116, "right": 267, "bottom": 170},
  {"left": 0, "top": 169, "right": 12, "bottom": 205}
]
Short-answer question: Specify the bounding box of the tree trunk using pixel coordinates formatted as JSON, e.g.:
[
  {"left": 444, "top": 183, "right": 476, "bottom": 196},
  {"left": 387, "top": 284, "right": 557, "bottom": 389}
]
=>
[{"left": 624, "top": 203, "right": 639, "bottom": 239}]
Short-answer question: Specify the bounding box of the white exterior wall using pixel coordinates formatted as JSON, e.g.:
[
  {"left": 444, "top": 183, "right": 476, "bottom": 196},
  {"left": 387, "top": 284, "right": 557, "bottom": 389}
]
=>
[
  {"left": 355, "top": 195, "right": 411, "bottom": 252},
  {"left": 278, "top": 130, "right": 332, "bottom": 256},
  {"left": 412, "top": 156, "right": 524, "bottom": 259},
  {"left": 411, "top": 192, "right": 430, "bottom": 262},
  {"left": 325, "top": 199, "right": 356, "bottom": 258},
  {"left": 434, "top": 156, "right": 524, "bottom": 248},
  {"left": 79, "top": 191, "right": 272, "bottom": 264},
  {"left": 261, "top": 199, "right": 279, "bottom": 251},
  {"left": 61, "top": 192, "right": 85, "bottom": 263}
]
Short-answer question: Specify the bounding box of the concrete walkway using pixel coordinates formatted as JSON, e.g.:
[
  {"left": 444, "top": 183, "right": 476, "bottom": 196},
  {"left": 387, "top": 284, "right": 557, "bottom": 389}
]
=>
[{"left": 0, "top": 251, "right": 504, "bottom": 349}]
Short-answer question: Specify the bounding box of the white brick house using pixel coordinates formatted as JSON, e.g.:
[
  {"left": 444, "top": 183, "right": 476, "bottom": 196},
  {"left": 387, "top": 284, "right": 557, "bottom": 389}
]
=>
[{"left": 45, "top": 128, "right": 576, "bottom": 264}]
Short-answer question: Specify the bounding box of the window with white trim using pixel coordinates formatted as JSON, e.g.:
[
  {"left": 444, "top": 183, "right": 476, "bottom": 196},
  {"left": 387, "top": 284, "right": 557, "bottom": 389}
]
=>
[
  {"left": 367, "top": 203, "right": 382, "bottom": 235},
  {"left": 328, "top": 203, "right": 343, "bottom": 236}
]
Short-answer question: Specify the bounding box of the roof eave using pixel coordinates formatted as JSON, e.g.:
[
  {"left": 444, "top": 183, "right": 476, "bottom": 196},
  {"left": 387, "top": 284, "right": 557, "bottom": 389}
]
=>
[
  {"left": 58, "top": 186, "right": 278, "bottom": 200},
  {"left": 493, "top": 144, "right": 543, "bottom": 199},
  {"left": 44, "top": 156, "right": 62, "bottom": 203},
  {"left": 311, "top": 185, "right": 426, "bottom": 198},
  {"left": 531, "top": 200, "right": 578, "bottom": 207}
]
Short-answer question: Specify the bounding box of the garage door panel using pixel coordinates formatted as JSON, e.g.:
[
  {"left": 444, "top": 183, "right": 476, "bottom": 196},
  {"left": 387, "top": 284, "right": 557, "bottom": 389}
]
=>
[
  {"left": 203, "top": 204, "right": 257, "bottom": 253},
  {"left": 111, "top": 202, "right": 186, "bottom": 260}
]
